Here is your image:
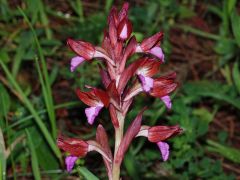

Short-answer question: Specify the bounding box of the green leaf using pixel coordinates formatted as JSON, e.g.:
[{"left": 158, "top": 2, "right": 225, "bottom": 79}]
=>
[
  {"left": 207, "top": 5, "right": 222, "bottom": 18},
  {"left": 0, "top": 49, "right": 9, "bottom": 63},
  {"left": 178, "top": 5, "right": 196, "bottom": 19},
  {"left": 233, "top": 61, "right": 240, "bottom": 94},
  {"left": 0, "top": 83, "right": 10, "bottom": 126},
  {"left": 192, "top": 107, "right": 215, "bottom": 123},
  {"left": 78, "top": 166, "right": 99, "bottom": 180},
  {"left": 231, "top": 9, "right": 240, "bottom": 46},
  {"left": 124, "top": 151, "right": 140, "bottom": 180},
  {"left": 184, "top": 81, "right": 240, "bottom": 110},
  {"left": 228, "top": 0, "right": 237, "bottom": 14},
  {"left": 38, "top": 0, "right": 52, "bottom": 39},
  {"left": 207, "top": 140, "right": 240, "bottom": 164},
  {"left": 70, "top": 0, "right": 84, "bottom": 22},
  {"left": 105, "top": 0, "right": 113, "bottom": 13},
  {"left": 214, "top": 38, "right": 236, "bottom": 55},
  {"left": 26, "top": 130, "right": 41, "bottom": 180},
  {"left": 193, "top": 107, "right": 217, "bottom": 136}
]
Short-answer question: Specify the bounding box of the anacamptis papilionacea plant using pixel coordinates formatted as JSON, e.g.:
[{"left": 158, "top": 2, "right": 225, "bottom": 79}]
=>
[{"left": 57, "top": 2, "right": 182, "bottom": 180}]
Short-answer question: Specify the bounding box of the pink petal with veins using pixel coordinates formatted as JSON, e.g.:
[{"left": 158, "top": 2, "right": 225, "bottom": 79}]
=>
[
  {"left": 149, "top": 46, "right": 164, "bottom": 62},
  {"left": 157, "top": 141, "right": 169, "bottom": 161},
  {"left": 138, "top": 74, "right": 154, "bottom": 92},
  {"left": 70, "top": 56, "right": 85, "bottom": 72},
  {"left": 65, "top": 155, "right": 78, "bottom": 172},
  {"left": 160, "top": 95, "right": 172, "bottom": 109},
  {"left": 85, "top": 105, "right": 103, "bottom": 125}
]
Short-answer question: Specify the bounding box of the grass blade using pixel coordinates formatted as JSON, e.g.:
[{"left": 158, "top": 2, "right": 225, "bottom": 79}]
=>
[
  {"left": 38, "top": 0, "right": 52, "bottom": 39},
  {"left": 34, "top": 57, "right": 57, "bottom": 138},
  {"left": 26, "top": 130, "right": 41, "bottom": 180},
  {"left": 207, "top": 140, "right": 240, "bottom": 164},
  {"left": 105, "top": 0, "right": 113, "bottom": 13},
  {"left": 230, "top": 9, "right": 240, "bottom": 47},
  {"left": 70, "top": 0, "right": 84, "bottom": 23},
  {"left": 5, "top": 101, "right": 80, "bottom": 131},
  {"left": 0, "top": 128, "right": 6, "bottom": 180},
  {"left": 233, "top": 61, "right": 240, "bottom": 94},
  {"left": 19, "top": 7, "right": 57, "bottom": 139},
  {"left": 175, "top": 24, "right": 236, "bottom": 43},
  {"left": 77, "top": 166, "right": 99, "bottom": 180},
  {"left": 228, "top": 0, "right": 237, "bottom": 14},
  {"left": 0, "top": 60, "right": 61, "bottom": 159}
]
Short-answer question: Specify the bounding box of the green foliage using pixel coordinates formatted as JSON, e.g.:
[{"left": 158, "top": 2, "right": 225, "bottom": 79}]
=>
[
  {"left": 207, "top": 140, "right": 240, "bottom": 164},
  {"left": 77, "top": 166, "right": 99, "bottom": 180},
  {"left": 26, "top": 130, "right": 41, "bottom": 180},
  {"left": 0, "top": 128, "right": 6, "bottom": 180}
]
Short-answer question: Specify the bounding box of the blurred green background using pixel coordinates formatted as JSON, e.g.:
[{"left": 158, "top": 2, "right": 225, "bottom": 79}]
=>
[{"left": 0, "top": 0, "right": 240, "bottom": 179}]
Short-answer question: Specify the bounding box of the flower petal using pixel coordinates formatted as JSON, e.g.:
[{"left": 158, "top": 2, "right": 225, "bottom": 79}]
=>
[
  {"left": 161, "top": 95, "right": 172, "bottom": 109},
  {"left": 65, "top": 155, "right": 78, "bottom": 172},
  {"left": 85, "top": 106, "right": 103, "bottom": 125},
  {"left": 138, "top": 75, "right": 153, "bottom": 92},
  {"left": 70, "top": 56, "right": 85, "bottom": 72},
  {"left": 137, "top": 58, "right": 161, "bottom": 77},
  {"left": 140, "top": 32, "right": 163, "bottom": 51},
  {"left": 76, "top": 89, "right": 100, "bottom": 107},
  {"left": 57, "top": 135, "right": 89, "bottom": 157},
  {"left": 148, "top": 125, "right": 182, "bottom": 142},
  {"left": 149, "top": 46, "right": 164, "bottom": 62},
  {"left": 118, "top": 2, "right": 129, "bottom": 22},
  {"left": 67, "top": 38, "right": 95, "bottom": 60},
  {"left": 157, "top": 141, "right": 169, "bottom": 161}
]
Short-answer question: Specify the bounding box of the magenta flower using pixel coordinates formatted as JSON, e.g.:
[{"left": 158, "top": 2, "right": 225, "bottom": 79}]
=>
[
  {"left": 85, "top": 105, "right": 104, "bottom": 125},
  {"left": 65, "top": 156, "right": 78, "bottom": 172},
  {"left": 76, "top": 88, "right": 109, "bottom": 125},
  {"left": 136, "top": 125, "right": 182, "bottom": 161},
  {"left": 149, "top": 46, "right": 164, "bottom": 62},
  {"left": 70, "top": 56, "right": 85, "bottom": 72},
  {"left": 57, "top": 2, "right": 182, "bottom": 179},
  {"left": 138, "top": 74, "right": 154, "bottom": 92},
  {"left": 57, "top": 135, "right": 111, "bottom": 173},
  {"left": 157, "top": 141, "right": 169, "bottom": 161},
  {"left": 135, "top": 32, "right": 164, "bottom": 62},
  {"left": 160, "top": 95, "right": 172, "bottom": 109}
]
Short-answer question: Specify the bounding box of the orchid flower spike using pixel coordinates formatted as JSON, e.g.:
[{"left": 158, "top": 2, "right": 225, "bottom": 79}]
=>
[{"left": 58, "top": 2, "right": 182, "bottom": 179}]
